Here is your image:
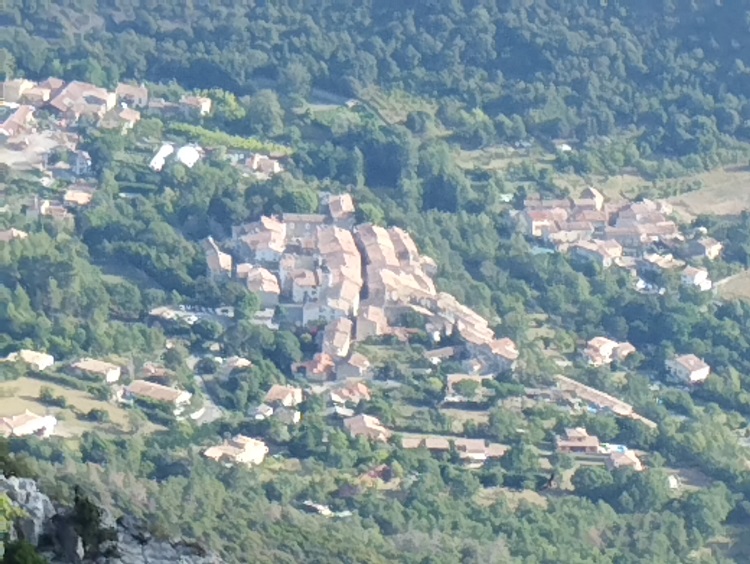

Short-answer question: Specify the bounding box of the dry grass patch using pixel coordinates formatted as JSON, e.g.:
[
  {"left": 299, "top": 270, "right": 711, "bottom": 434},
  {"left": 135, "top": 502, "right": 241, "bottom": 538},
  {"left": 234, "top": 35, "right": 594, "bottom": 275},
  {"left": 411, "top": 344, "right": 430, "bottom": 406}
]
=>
[
  {"left": 667, "top": 166, "right": 750, "bottom": 220},
  {"left": 475, "top": 486, "right": 548, "bottom": 509},
  {"left": 716, "top": 270, "right": 750, "bottom": 301},
  {"left": 559, "top": 172, "right": 649, "bottom": 203},
  {"left": 0, "top": 376, "right": 154, "bottom": 436},
  {"left": 359, "top": 87, "right": 438, "bottom": 124},
  {"left": 440, "top": 407, "right": 490, "bottom": 427}
]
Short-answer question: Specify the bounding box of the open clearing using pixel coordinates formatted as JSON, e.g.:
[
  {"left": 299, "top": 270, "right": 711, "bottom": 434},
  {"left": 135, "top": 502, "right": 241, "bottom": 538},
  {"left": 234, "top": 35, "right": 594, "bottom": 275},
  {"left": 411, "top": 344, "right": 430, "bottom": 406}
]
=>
[
  {"left": 667, "top": 466, "right": 714, "bottom": 490},
  {"left": 441, "top": 407, "right": 490, "bottom": 427},
  {"left": 667, "top": 166, "right": 750, "bottom": 219},
  {"left": 359, "top": 87, "right": 437, "bottom": 125},
  {"left": 475, "top": 486, "right": 548, "bottom": 509},
  {"left": 716, "top": 270, "right": 750, "bottom": 301},
  {"left": 0, "top": 376, "right": 155, "bottom": 437},
  {"left": 559, "top": 172, "right": 650, "bottom": 203},
  {"left": 0, "top": 130, "right": 64, "bottom": 170}
]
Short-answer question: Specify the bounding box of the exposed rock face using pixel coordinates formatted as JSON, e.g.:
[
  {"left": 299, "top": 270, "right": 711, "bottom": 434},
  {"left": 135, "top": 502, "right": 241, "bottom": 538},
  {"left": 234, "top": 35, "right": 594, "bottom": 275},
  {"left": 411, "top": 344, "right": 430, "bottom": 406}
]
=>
[
  {"left": 1, "top": 475, "right": 223, "bottom": 564},
  {"left": 1, "top": 475, "right": 56, "bottom": 545},
  {"left": 89, "top": 514, "right": 221, "bottom": 564}
]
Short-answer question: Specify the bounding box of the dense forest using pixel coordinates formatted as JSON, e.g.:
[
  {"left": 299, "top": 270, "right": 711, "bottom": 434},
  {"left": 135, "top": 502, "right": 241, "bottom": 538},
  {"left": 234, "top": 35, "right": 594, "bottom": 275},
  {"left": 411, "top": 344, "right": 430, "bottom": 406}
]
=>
[{"left": 5, "top": 0, "right": 750, "bottom": 159}]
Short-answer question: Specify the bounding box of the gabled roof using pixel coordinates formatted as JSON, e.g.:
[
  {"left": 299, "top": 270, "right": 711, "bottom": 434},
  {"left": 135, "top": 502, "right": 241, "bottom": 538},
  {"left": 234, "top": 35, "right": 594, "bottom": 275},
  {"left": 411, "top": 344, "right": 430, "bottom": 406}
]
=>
[
  {"left": 682, "top": 265, "right": 708, "bottom": 281},
  {"left": 116, "top": 82, "right": 148, "bottom": 101},
  {"left": 343, "top": 414, "right": 391, "bottom": 441},
  {"left": 71, "top": 358, "right": 120, "bottom": 375},
  {"left": 345, "top": 352, "right": 371, "bottom": 370},
  {"left": 328, "top": 194, "right": 355, "bottom": 219},
  {"left": 126, "top": 380, "right": 191, "bottom": 404},
  {"left": 607, "top": 450, "right": 642, "bottom": 471},
  {"left": 0, "top": 410, "right": 54, "bottom": 437},
  {"left": 670, "top": 354, "right": 709, "bottom": 373},
  {"left": 0, "top": 228, "right": 29, "bottom": 243},
  {"left": 204, "top": 237, "right": 232, "bottom": 274},
  {"left": 264, "top": 384, "right": 303, "bottom": 405},
  {"left": 489, "top": 338, "right": 519, "bottom": 361},
  {"left": 49, "top": 81, "right": 111, "bottom": 113},
  {"left": 331, "top": 380, "right": 371, "bottom": 404},
  {"left": 244, "top": 266, "right": 280, "bottom": 294},
  {"left": 63, "top": 188, "right": 94, "bottom": 206}
]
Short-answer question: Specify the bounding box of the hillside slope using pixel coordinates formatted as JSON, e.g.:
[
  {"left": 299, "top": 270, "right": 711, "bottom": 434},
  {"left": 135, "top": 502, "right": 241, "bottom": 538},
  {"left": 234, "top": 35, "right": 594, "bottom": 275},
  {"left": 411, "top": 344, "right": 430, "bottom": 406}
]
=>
[{"left": 3, "top": 1, "right": 750, "bottom": 156}]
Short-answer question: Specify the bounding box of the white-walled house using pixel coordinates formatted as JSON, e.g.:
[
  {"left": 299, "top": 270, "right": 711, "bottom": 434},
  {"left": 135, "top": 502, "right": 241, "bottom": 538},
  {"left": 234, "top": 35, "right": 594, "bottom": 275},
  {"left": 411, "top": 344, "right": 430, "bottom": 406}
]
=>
[
  {"left": 681, "top": 266, "right": 712, "bottom": 292},
  {"left": 4, "top": 349, "right": 55, "bottom": 371},
  {"left": 71, "top": 358, "right": 121, "bottom": 383},
  {"left": 665, "top": 354, "right": 710, "bottom": 384}
]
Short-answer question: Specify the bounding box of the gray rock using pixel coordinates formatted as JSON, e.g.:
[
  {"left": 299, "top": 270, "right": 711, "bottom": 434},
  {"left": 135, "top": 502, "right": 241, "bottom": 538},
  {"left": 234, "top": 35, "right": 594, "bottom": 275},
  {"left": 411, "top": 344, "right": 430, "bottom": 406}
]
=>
[
  {"left": 1, "top": 475, "right": 223, "bottom": 564},
  {"left": 1, "top": 475, "right": 57, "bottom": 545}
]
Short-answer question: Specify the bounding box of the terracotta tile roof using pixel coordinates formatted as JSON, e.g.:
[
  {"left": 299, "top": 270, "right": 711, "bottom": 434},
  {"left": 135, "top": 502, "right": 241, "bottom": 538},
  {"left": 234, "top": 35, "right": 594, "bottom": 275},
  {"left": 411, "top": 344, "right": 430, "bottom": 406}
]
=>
[
  {"left": 116, "top": 83, "right": 148, "bottom": 102},
  {"left": 343, "top": 414, "right": 391, "bottom": 441},
  {"left": 126, "top": 380, "right": 191, "bottom": 404},
  {"left": 489, "top": 338, "right": 519, "bottom": 361},
  {"left": 244, "top": 266, "right": 280, "bottom": 294},
  {"left": 49, "top": 81, "right": 111, "bottom": 114},
  {"left": 671, "top": 354, "right": 709, "bottom": 373},
  {"left": 71, "top": 358, "right": 120, "bottom": 376},
  {"left": 0, "top": 228, "right": 29, "bottom": 243},
  {"left": 328, "top": 194, "right": 355, "bottom": 219},
  {"left": 264, "top": 384, "right": 303, "bottom": 406}
]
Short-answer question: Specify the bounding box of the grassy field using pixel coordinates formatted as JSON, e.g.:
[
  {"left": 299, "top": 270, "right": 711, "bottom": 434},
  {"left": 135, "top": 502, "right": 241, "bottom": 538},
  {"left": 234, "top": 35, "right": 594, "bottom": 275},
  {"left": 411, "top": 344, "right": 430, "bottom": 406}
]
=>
[
  {"left": 456, "top": 146, "right": 550, "bottom": 172},
  {"left": 440, "top": 407, "right": 491, "bottom": 430},
  {"left": 475, "top": 486, "right": 548, "bottom": 509},
  {"left": 98, "top": 260, "right": 163, "bottom": 291},
  {"left": 0, "top": 376, "right": 154, "bottom": 437},
  {"left": 716, "top": 270, "right": 750, "bottom": 301},
  {"left": 667, "top": 166, "right": 750, "bottom": 219},
  {"left": 358, "top": 87, "right": 438, "bottom": 125}
]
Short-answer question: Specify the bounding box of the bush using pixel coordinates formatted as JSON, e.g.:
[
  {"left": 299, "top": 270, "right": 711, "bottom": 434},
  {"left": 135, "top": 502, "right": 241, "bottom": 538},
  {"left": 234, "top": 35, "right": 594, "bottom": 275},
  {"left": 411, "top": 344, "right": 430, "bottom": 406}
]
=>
[
  {"left": 166, "top": 123, "right": 291, "bottom": 154},
  {"left": 2, "top": 540, "right": 48, "bottom": 564},
  {"left": 38, "top": 386, "right": 67, "bottom": 408},
  {"left": 84, "top": 409, "right": 111, "bottom": 423}
]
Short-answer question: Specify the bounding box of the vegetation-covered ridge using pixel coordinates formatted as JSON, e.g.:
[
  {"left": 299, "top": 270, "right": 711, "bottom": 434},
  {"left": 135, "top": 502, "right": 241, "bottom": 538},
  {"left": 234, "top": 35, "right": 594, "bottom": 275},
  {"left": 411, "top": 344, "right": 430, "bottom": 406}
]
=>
[
  {"left": 4, "top": 1, "right": 750, "bottom": 563},
  {"left": 4, "top": 0, "right": 750, "bottom": 160}
]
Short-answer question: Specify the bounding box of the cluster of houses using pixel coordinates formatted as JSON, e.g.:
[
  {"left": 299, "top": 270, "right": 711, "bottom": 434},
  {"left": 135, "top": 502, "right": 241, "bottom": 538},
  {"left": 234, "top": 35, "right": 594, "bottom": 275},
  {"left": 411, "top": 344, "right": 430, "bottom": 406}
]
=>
[
  {"left": 581, "top": 334, "right": 711, "bottom": 385},
  {"left": 517, "top": 188, "right": 722, "bottom": 292},
  {"left": 0, "top": 351, "right": 198, "bottom": 420},
  {"left": 400, "top": 435, "right": 507, "bottom": 467},
  {"left": 202, "top": 193, "right": 520, "bottom": 385},
  {"left": 1, "top": 77, "right": 216, "bottom": 138},
  {"left": 583, "top": 337, "right": 636, "bottom": 367}
]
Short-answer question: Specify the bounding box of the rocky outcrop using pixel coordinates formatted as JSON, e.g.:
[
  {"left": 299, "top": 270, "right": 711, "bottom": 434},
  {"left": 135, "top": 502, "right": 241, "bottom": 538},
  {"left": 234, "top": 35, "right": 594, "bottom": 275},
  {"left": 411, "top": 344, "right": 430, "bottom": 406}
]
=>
[
  {"left": 1, "top": 475, "right": 56, "bottom": 545},
  {"left": 1, "top": 475, "right": 223, "bottom": 564}
]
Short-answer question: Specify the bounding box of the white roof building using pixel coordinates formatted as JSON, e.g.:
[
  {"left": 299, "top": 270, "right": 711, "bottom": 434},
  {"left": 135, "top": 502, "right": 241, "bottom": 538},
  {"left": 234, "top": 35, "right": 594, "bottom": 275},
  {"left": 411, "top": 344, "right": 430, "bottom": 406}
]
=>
[
  {"left": 4, "top": 350, "right": 55, "bottom": 371},
  {"left": 175, "top": 145, "right": 202, "bottom": 168},
  {"left": 149, "top": 143, "right": 175, "bottom": 171},
  {"left": 0, "top": 411, "right": 57, "bottom": 438},
  {"left": 71, "top": 358, "right": 121, "bottom": 383}
]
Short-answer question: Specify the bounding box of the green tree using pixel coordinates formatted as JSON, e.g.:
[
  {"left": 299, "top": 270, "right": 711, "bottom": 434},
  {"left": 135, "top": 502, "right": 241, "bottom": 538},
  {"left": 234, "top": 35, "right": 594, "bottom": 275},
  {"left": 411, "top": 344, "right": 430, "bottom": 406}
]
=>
[
  {"left": 245, "top": 90, "right": 285, "bottom": 137},
  {"left": 680, "top": 485, "right": 733, "bottom": 540},
  {"left": 571, "top": 466, "right": 615, "bottom": 502},
  {"left": 2, "top": 540, "right": 48, "bottom": 564}
]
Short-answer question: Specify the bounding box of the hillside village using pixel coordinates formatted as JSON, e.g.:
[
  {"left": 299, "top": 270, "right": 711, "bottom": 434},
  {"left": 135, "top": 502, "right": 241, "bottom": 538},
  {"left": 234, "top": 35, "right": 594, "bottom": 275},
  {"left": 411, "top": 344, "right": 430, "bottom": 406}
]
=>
[
  {"left": 517, "top": 187, "right": 722, "bottom": 294},
  {"left": 0, "top": 74, "right": 722, "bottom": 476},
  {"left": 1, "top": 77, "right": 283, "bottom": 222},
  {"left": 3, "top": 121, "right": 693, "bottom": 476},
  {"left": 0, "top": 71, "right": 742, "bottom": 527},
  {"left": 8, "top": 4, "right": 750, "bottom": 562}
]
